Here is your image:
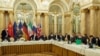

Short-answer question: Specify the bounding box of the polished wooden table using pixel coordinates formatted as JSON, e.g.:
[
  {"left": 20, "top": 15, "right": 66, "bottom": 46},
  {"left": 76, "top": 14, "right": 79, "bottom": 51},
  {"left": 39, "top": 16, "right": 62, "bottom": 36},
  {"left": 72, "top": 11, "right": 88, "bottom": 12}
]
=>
[{"left": 0, "top": 40, "right": 95, "bottom": 56}]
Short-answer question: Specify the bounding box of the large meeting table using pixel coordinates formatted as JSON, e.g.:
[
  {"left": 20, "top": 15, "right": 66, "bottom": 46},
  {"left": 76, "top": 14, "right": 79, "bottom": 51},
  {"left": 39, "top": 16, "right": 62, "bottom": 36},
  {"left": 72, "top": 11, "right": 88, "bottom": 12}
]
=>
[{"left": 0, "top": 40, "right": 100, "bottom": 56}]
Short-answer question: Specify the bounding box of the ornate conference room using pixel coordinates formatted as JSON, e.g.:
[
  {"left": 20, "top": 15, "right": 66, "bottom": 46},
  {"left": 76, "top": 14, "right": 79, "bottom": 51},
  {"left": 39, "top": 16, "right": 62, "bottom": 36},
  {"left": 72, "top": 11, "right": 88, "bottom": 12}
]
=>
[{"left": 0, "top": 0, "right": 100, "bottom": 56}]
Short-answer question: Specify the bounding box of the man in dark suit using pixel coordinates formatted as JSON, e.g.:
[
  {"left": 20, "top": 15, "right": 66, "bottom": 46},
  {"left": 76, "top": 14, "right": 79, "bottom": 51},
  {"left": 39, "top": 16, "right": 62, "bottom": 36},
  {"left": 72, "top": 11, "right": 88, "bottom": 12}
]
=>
[
  {"left": 30, "top": 33, "right": 38, "bottom": 40},
  {"left": 88, "top": 35, "right": 96, "bottom": 44},
  {"left": 54, "top": 33, "right": 59, "bottom": 40},
  {"left": 82, "top": 34, "right": 88, "bottom": 44},
  {"left": 64, "top": 33, "right": 71, "bottom": 41},
  {"left": 48, "top": 33, "right": 54, "bottom": 40},
  {"left": 39, "top": 34, "right": 47, "bottom": 41},
  {"left": 70, "top": 32, "right": 77, "bottom": 43},
  {"left": 97, "top": 37, "right": 100, "bottom": 47},
  {"left": 96, "top": 37, "right": 100, "bottom": 47},
  {"left": 1, "top": 29, "right": 10, "bottom": 42},
  {"left": 64, "top": 33, "right": 68, "bottom": 40},
  {"left": 15, "top": 29, "right": 23, "bottom": 41},
  {"left": 88, "top": 35, "right": 96, "bottom": 48},
  {"left": 1, "top": 29, "right": 7, "bottom": 41},
  {"left": 58, "top": 33, "right": 65, "bottom": 41}
]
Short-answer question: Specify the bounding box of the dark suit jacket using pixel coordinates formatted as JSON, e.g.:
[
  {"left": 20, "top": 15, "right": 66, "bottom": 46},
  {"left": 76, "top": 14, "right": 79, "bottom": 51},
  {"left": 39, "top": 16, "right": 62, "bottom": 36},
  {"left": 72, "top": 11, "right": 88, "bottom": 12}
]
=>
[
  {"left": 30, "top": 35, "right": 38, "bottom": 40},
  {"left": 48, "top": 34, "right": 54, "bottom": 40},
  {"left": 89, "top": 37, "right": 96, "bottom": 44},
  {"left": 97, "top": 38, "right": 100, "bottom": 46},
  {"left": 64, "top": 35, "right": 70, "bottom": 41},
  {"left": 70, "top": 36, "right": 77, "bottom": 43},
  {"left": 39, "top": 35, "right": 47, "bottom": 41},
  {"left": 82, "top": 37, "right": 88, "bottom": 44},
  {"left": 62, "top": 36, "right": 65, "bottom": 41},
  {"left": 57, "top": 35, "right": 65, "bottom": 41},
  {"left": 54, "top": 35, "right": 59, "bottom": 40},
  {"left": 35, "top": 36, "right": 39, "bottom": 40},
  {"left": 1, "top": 30, "right": 7, "bottom": 40},
  {"left": 15, "top": 30, "right": 23, "bottom": 41},
  {"left": 1, "top": 30, "right": 10, "bottom": 42}
]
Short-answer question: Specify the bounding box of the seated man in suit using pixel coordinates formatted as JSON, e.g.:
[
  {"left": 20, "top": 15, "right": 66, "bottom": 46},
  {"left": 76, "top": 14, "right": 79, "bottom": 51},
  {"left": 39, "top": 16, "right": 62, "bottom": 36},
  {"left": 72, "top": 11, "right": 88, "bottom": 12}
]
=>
[
  {"left": 75, "top": 33, "right": 83, "bottom": 44},
  {"left": 82, "top": 34, "right": 88, "bottom": 45},
  {"left": 1, "top": 28, "right": 10, "bottom": 42},
  {"left": 64, "top": 33, "right": 71, "bottom": 41},
  {"left": 76, "top": 33, "right": 83, "bottom": 39},
  {"left": 15, "top": 28, "right": 23, "bottom": 41},
  {"left": 30, "top": 33, "right": 34, "bottom": 40},
  {"left": 64, "top": 34, "right": 71, "bottom": 44},
  {"left": 1, "top": 28, "right": 7, "bottom": 41},
  {"left": 39, "top": 34, "right": 47, "bottom": 41},
  {"left": 58, "top": 33, "right": 65, "bottom": 41},
  {"left": 97, "top": 37, "right": 100, "bottom": 47},
  {"left": 54, "top": 33, "right": 59, "bottom": 40},
  {"left": 30, "top": 33, "right": 38, "bottom": 40},
  {"left": 96, "top": 37, "right": 100, "bottom": 47},
  {"left": 48, "top": 33, "right": 54, "bottom": 40},
  {"left": 88, "top": 35, "right": 96, "bottom": 48},
  {"left": 70, "top": 32, "right": 77, "bottom": 43},
  {"left": 64, "top": 33, "right": 68, "bottom": 41},
  {"left": 88, "top": 35, "right": 96, "bottom": 44}
]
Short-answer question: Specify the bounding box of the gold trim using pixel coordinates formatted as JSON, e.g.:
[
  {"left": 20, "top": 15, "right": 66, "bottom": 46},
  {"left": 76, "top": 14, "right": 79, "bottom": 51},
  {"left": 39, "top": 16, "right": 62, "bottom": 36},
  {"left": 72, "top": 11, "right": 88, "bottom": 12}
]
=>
[
  {"left": 0, "top": 10, "right": 4, "bottom": 13},
  {"left": 88, "top": 6, "right": 98, "bottom": 10}
]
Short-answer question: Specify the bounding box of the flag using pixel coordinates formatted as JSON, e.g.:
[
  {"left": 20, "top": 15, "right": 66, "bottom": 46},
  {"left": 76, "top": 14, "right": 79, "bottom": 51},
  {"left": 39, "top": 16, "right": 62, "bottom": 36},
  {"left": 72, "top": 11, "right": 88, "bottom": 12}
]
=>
[
  {"left": 37, "top": 24, "right": 41, "bottom": 38},
  {"left": 18, "top": 21, "right": 23, "bottom": 30},
  {"left": 8, "top": 21, "right": 13, "bottom": 37},
  {"left": 22, "top": 22, "right": 30, "bottom": 40},
  {"left": 32, "top": 26, "right": 37, "bottom": 34},
  {"left": 28, "top": 22, "right": 33, "bottom": 36},
  {"left": 13, "top": 22, "right": 17, "bottom": 38},
  {"left": 32, "top": 22, "right": 37, "bottom": 34}
]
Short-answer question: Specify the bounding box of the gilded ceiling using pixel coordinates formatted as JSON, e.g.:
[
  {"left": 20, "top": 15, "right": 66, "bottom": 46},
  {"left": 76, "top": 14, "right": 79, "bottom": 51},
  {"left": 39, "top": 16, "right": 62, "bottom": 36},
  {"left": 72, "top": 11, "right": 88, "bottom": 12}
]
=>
[{"left": 0, "top": 0, "right": 99, "bottom": 12}]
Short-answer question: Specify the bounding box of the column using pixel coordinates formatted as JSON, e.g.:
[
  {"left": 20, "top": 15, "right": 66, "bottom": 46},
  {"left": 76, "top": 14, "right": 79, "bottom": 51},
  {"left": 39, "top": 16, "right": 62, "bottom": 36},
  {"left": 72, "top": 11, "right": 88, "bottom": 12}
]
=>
[
  {"left": 97, "top": 7, "right": 100, "bottom": 36},
  {"left": 36, "top": 13, "right": 41, "bottom": 25},
  {"left": 80, "top": 9, "right": 86, "bottom": 35},
  {"left": 89, "top": 6, "right": 96, "bottom": 35},
  {"left": 41, "top": 13, "right": 45, "bottom": 34},
  {"left": 95, "top": 7, "right": 99, "bottom": 36},
  {"left": 54, "top": 15, "right": 57, "bottom": 34},
  {"left": 62, "top": 14, "right": 65, "bottom": 35},
  {"left": 0, "top": 10, "right": 4, "bottom": 37},
  {"left": 65, "top": 14, "right": 72, "bottom": 34},
  {"left": 69, "top": 15, "right": 72, "bottom": 34},
  {"left": 44, "top": 13, "right": 49, "bottom": 36},
  {"left": 8, "top": 11, "right": 14, "bottom": 24}
]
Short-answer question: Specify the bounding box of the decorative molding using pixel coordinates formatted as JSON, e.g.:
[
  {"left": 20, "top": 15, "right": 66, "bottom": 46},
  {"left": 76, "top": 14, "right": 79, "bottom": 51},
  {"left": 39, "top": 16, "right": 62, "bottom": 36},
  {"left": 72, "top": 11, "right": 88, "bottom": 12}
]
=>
[
  {"left": 64, "top": 13, "right": 71, "bottom": 17},
  {"left": 81, "top": 2, "right": 100, "bottom": 10},
  {"left": 88, "top": 6, "right": 98, "bottom": 10},
  {"left": 35, "top": 12, "right": 41, "bottom": 16},
  {"left": 0, "top": 10, "right": 4, "bottom": 13},
  {"left": 8, "top": 11, "right": 14, "bottom": 14},
  {"left": 0, "top": 7, "right": 13, "bottom": 11},
  {"left": 80, "top": 9, "right": 86, "bottom": 13},
  {"left": 44, "top": 13, "right": 48, "bottom": 16}
]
